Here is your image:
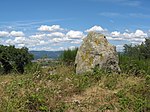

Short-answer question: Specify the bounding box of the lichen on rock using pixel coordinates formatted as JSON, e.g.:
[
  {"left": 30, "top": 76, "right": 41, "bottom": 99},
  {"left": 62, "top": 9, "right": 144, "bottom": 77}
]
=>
[{"left": 75, "top": 32, "right": 121, "bottom": 74}]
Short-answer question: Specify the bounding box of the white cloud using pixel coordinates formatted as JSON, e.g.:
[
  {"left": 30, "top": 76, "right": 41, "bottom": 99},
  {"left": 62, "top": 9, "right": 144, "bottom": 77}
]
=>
[
  {"left": 130, "top": 38, "right": 145, "bottom": 42},
  {"left": 50, "top": 36, "right": 70, "bottom": 43},
  {"left": 0, "top": 31, "right": 9, "bottom": 37},
  {"left": 69, "top": 46, "right": 76, "bottom": 50},
  {"left": 106, "top": 36, "right": 124, "bottom": 41},
  {"left": 111, "top": 31, "right": 121, "bottom": 37},
  {"left": 47, "top": 32, "right": 65, "bottom": 38},
  {"left": 85, "top": 25, "right": 106, "bottom": 33},
  {"left": 116, "top": 45, "right": 124, "bottom": 52},
  {"left": 134, "top": 30, "right": 147, "bottom": 37},
  {"left": 71, "top": 39, "right": 82, "bottom": 44},
  {"left": 38, "top": 25, "right": 64, "bottom": 32},
  {"left": 122, "top": 30, "right": 147, "bottom": 39},
  {"left": 10, "top": 31, "right": 24, "bottom": 37},
  {"left": 39, "top": 40, "right": 47, "bottom": 45},
  {"left": 108, "top": 29, "right": 148, "bottom": 45},
  {"left": 5, "top": 39, "right": 14, "bottom": 45},
  {"left": 0, "top": 31, "right": 24, "bottom": 37},
  {"left": 30, "top": 34, "right": 46, "bottom": 39},
  {"left": 14, "top": 37, "right": 26, "bottom": 44},
  {"left": 125, "top": 29, "right": 130, "bottom": 32},
  {"left": 1, "top": 24, "right": 149, "bottom": 51},
  {"left": 108, "top": 31, "right": 124, "bottom": 41},
  {"left": 51, "top": 38, "right": 63, "bottom": 43},
  {"left": 18, "top": 44, "right": 25, "bottom": 47},
  {"left": 30, "top": 46, "right": 53, "bottom": 51},
  {"left": 66, "top": 30, "right": 85, "bottom": 39}
]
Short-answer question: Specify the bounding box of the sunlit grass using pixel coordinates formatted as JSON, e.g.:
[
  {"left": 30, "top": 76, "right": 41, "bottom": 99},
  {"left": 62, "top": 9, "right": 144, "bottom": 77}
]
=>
[{"left": 0, "top": 64, "right": 149, "bottom": 112}]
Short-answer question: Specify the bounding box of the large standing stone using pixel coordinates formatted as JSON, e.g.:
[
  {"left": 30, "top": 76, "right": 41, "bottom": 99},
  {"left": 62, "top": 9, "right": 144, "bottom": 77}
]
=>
[{"left": 75, "top": 32, "right": 121, "bottom": 74}]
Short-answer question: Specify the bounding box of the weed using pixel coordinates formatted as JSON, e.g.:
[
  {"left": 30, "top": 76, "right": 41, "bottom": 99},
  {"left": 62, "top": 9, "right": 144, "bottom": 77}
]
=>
[
  {"left": 99, "top": 104, "right": 115, "bottom": 111},
  {"left": 26, "top": 94, "right": 48, "bottom": 111},
  {"left": 104, "top": 74, "right": 118, "bottom": 90}
]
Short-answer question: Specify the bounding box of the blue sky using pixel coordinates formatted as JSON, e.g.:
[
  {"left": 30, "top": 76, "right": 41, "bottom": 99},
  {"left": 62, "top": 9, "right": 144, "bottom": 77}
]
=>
[{"left": 0, "top": 0, "right": 150, "bottom": 51}]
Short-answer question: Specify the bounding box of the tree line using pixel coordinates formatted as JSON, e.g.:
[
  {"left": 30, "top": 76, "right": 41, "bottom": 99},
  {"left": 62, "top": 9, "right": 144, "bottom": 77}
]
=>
[
  {"left": 0, "top": 45, "right": 33, "bottom": 74},
  {"left": 123, "top": 38, "right": 150, "bottom": 60},
  {"left": 119, "top": 38, "right": 150, "bottom": 75}
]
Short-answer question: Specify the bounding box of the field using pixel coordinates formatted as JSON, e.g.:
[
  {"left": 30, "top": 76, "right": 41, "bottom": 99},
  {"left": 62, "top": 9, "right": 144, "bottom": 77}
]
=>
[{"left": 0, "top": 62, "right": 149, "bottom": 112}]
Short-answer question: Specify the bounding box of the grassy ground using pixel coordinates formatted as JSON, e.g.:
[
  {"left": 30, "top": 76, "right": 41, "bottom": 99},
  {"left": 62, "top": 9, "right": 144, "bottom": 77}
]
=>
[{"left": 0, "top": 64, "right": 149, "bottom": 112}]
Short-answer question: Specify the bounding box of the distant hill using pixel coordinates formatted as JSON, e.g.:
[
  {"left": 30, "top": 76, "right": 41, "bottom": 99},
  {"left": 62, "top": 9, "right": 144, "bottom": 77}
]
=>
[{"left": 30, "top": 51, "right": 63, "bottom": 59}]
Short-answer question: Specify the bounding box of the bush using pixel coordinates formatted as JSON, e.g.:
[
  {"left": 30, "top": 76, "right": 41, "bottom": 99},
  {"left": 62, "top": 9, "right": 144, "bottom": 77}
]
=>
[
  {"left": 119, "top": 54, "right": 150, "bottom": 75},
  {"left": 0, "top": 45, "right": 34, "bottom": 74},
  {"left": 60, "top": 48, "right": 78, "bottom": 65}
]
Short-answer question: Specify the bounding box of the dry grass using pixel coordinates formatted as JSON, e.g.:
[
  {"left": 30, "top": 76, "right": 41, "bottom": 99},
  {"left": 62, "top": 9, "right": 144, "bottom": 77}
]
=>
[{"left": 0, "top": 65, "right": 149, "bottom": 112}]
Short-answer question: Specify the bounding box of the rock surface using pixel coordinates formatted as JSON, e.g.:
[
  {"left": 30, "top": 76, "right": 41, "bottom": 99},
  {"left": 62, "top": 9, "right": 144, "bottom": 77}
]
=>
[{"left": 75, "top": 32, "right": 121, "bottom": 74}]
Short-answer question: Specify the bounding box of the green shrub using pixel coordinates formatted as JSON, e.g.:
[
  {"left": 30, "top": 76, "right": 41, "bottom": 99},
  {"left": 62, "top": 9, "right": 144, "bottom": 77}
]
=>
[
  {"left": 60, "top": 48, "right": 78, "bottom": 65},
  {"left": 104, "top": 74, "right": 118, "bottom": 90},
  {"left": 119, "top": 54, "right": 150, "bottom": 75},
  {"left": 0, "top": 45, "right": 34, "bottom": 74},
  {"left": 99, "top": 104, "right": 115, "bottom": 111},
  {"left": 26, "top": 94, "right": 48, "bottom": 111},
  {"left": 24, "top": 62, "right": 41, "bottom": 74}
]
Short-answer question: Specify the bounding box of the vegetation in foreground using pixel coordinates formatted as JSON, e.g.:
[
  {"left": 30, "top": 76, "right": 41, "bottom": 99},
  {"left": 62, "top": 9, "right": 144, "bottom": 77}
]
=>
[{"left": 0, "top": 63, "right": 149, "bottom": 112}]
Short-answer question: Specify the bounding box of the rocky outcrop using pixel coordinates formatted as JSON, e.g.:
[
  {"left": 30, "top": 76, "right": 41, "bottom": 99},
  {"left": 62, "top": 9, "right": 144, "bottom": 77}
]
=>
[{"left": 75, "top": 32, "right": 121, "bottom": 74}]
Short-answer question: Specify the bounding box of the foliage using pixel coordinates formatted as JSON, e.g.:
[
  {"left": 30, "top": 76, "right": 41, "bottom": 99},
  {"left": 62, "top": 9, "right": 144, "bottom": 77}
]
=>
[
  {"left": 123, "top": 38, "right": 150, "bottom": 60},
  {"left": 119, "top": 54, "right": 150, "bottom": 75},
  {"left": 119, "top": 38, "right": 150, "bottom": 75},
  {"left": 60, "top": 48, "right": 78, "bottom": 65},
  {"left": 0, "top": 45, "right": 34, "bottom": 74},
  {"left": 0, "top": 65, "right": 149, "bottom": 111}
]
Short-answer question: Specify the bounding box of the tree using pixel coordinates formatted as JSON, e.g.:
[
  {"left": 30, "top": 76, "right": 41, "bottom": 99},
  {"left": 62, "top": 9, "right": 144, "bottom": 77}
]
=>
[
  {"left": 60, "top": 48, "right": 78, "bottom": 65},
  {"left": 123, "top": 38, "right": 150, "bottom": 60},
  {"left": 142, "top": 39, "right": 150, "bottom": 59},
  {"left": 0, "top": 45, "right": 34, "bottom": 74}
]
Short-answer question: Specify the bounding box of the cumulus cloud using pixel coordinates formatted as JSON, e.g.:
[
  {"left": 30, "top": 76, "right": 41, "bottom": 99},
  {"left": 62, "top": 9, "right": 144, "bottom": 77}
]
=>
[
  {"left": 1, "top": 24, "right": 149, "bottom": 51},
  {"left": 111, "top": 31, "right": 121, "bottom": 37},
  {"left": 106, "top": 29, "right": 148, "bottom": 50},
  {"left": 18, "top": 44, "right": 25, "bottom": 47},
  {"left": 85, "top": 25, "right": 106, "bottom": 33},
  {"left": 107, "top": 31, "right": 124, "bottom": 41},
  {"left": 38, "top": 25, "right": 64, "bottom": 32},
  {"left": 68, "top": 46, "right": 76, "bottom": 50},
  {"left": 66, "top": 30, "right": 85, "bottom": 39},
  {"left": 71, "top": 39, "right": 82, "bottom": 44},
  {"left": 30, "top": 34, "right": 46, "bottom": 39},
  {"left": 106, "top": 36, "right": 124, "bottom": 41},
  {"left": 122, "top": 29, "right": 147, "bottom": 39},
  {"left": 5, "top": 39, "right": 14, "bottom": 45},
  {"left": 0, "top": 31, "right": 9, "bottom": 37},
  {"left": 10, "top": 31, "right": 24, "bottom": 37},
  {"left": 50, "top": 36, "right": 70, "bottom": 43},
  {"left": 108, "top": 29, "right": 147, "bottom": 42},
  {"left": 30, "top": 46, "right": 53, "bottom": 51},
  {"left": 47, "top": 32, "right": 65, "bottom": 38},
  {"left": 51, "top": 38, "right": 63, "bottom": 43},
  {"left": 14, "top": 37, "right": 26, "bottom": 44},
  {"left": 134, "top": 30, "right": 147, "bottom": 37},
  {"left": 5, "top": 37, "right": 26, "bottom": 46},
  {"left": 116, "top": 45, "right": 124, "bottom": 52},
  {"left": 0, "top": 31, "right": 24, "bottom": 37}
]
